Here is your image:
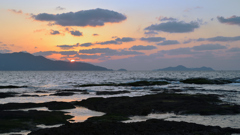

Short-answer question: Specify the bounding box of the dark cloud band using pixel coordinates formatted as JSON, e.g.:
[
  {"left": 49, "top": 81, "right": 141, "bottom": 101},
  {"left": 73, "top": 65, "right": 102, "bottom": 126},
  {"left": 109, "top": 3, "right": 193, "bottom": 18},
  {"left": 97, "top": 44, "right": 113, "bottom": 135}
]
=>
[
  {"left": 130, "top": 45, "right": 157, "bottom": 50},
  {"left": 140, "top": 37, "right": 166, "bottom": 42},
  {"left": 33, "top": 8, "right": 127, "bottom": 27},
  {"left": 145, "top": 21, "right": 199, "bottom": 33},
  {"left": 157, "top": 40, "right": 180, "bottom": 45},
  {"left": 197, "top": 36, "right": 240, "bottom": 42},
  {"left": 217, "top": 16, "right": 240, "bottom": 25}
]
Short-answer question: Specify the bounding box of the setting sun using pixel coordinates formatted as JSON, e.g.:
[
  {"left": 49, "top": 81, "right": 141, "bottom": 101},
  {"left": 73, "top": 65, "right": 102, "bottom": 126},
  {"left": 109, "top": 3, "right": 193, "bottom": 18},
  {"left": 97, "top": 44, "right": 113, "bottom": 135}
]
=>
[{"left": 70, "top": 59, "right": 75, "bottom": 62}]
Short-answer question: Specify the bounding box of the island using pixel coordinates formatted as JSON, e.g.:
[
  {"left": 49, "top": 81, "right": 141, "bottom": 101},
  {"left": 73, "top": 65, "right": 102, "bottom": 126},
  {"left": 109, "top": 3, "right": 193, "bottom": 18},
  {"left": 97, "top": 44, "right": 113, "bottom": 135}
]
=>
[
  {"left": 0, "top": 52, "right": 111, "bottom": 71},
  {"left": 155, "top": 65, "right": 214, "bottom": 71}
]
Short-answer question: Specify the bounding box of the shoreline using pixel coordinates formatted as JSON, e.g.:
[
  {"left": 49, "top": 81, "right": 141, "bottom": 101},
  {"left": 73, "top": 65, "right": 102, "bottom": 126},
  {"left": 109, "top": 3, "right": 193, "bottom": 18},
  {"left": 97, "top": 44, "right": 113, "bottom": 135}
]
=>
[{"left": 1, "top": 92, "right": 240, "bottom": 134}]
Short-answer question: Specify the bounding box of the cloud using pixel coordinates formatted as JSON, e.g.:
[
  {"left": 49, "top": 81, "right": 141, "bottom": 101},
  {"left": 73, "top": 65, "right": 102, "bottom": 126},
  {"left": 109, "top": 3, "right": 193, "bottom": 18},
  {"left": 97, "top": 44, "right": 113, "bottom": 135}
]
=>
[
  {"left": 33, "top": 51, "right": 78, "bottom": 57},
  {"left": 197, "top": 36, "right": 240, "bottom": 42},
  {"left": 93, "top": 33, "right": 99, "bottom": 36},
  {"left": 217, "top": 16, "right": 240, "bottom": 25},
  {"left": 57, "top": 43, "right": 79, "bottom": 50},
  {"left": 96, "top": 37, "right": 135, "bottom": 45},
  {"left": 59, "top": 51, "right": 78, "bottom": 55},
  {"left": 115, "top": 50, "right": 144, "bottom": 56},
  {"left": 157, "top": 40, "right": 180, "bottom": 45},
  {"left": 159, "top": 47, "right": 194, "bottom": 55},
  {"left": 144, "top": 31, "right": 159, "bottom": 36},
  {"left": 32, "top": 8, "right": 127, "bottom": 27},
  {"left": 79, "top": 48, "right": 144, "bottom": 56},
  {"left": 183, "top": 39, "right": 194, "bottom": 44},
  {"left": 80, "top": 43, "right": 93, "bottom": 47},
  {"left": 70, "top": 30, "right": 82, "bottom": 36},
  {"left": 157, "top": 16, "right": 177, "bottom": 21},
  {"left": 145, "top": 21, "right": 199, "bottom": 33},
  {"left": 50, "top": 30, "right": 60, "bottom": 35},
  {"left": 33, "top": 51, "right": 58, "bottom": 56},
  {"left": 75, "top": 54, "right": 100, "bottom": 59},
  {"left": 130, "top": 45, "right": 157, "bottom": 50},
  {"left": 140, "top": 37, "right": 166, "bottom": 42},
  {"left": 115, "top": 37, "right": 135, "bottom": 42},
  {"left": 192, "top": 44, "right": 227, "bottom": 51},
  {"left": 79, "top": 48, "right": 116, "bottom": 54},
  {"left": 0, "top": 44, "right": 7, "bottom": 46},
  {"left": 227, "top": 47, "right": 240, "bottom": 52},
  {"left": 56, "top": 6, "right": 65, "bottom": 10},
  {"left": 34, "top": 29, "right": 45, "bottom": 33},
  {"left": 8, "top": 9, "right": 22, "bottom": 14},
  {"left": 96, "top": 40, "right": 119, "bottom": 45},
  {"left": 0, "top": 49, "right": 11, "bottom": 53}
]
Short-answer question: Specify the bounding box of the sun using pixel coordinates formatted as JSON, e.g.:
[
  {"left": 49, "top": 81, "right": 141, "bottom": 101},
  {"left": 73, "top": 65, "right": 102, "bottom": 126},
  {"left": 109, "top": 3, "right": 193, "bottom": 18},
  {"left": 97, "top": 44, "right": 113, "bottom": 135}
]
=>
[{"left": 70, "top": 59, "right": 75, "bottom": 63}]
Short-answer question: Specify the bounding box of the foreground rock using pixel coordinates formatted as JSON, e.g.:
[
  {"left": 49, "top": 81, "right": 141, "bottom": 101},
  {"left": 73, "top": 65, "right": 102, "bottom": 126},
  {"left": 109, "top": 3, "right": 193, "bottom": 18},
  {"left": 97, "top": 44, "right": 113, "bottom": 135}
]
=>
[
  {"left": 75, "top": 93, "right": 240, "bottom": 116},
  {"left": 0, "top": 92, "right": 18, "bottom": 98},
  {"left": 29, "top": 119, "right": 240, "bottom": 135},
  {"left": 0, "top": 85, "right": 27, "bottom": 89},
  {"left": 0, "top": 101, "right": 76, "bottom": 133},
  {"left": 50, "top": 92, "right": 75, "bottom": 96},
  {"left": 96, "top": 90, "right": 130, "bottom": 95},
  {"left": 0, "top": 110, "right": 72, "bottom": 133},
  {"left": 181, "top": 78, "right": 232, "bottom": 84},
  {"left": 0, "top": 101, "right": 75, "bottom": 111}
]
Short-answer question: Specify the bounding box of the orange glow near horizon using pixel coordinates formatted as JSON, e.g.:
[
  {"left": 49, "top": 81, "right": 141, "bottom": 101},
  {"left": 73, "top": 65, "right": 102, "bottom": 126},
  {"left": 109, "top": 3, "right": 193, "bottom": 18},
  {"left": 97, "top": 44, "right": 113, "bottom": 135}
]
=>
[{"left": 70, "top": 59, "right": 75, "bottom": 62}]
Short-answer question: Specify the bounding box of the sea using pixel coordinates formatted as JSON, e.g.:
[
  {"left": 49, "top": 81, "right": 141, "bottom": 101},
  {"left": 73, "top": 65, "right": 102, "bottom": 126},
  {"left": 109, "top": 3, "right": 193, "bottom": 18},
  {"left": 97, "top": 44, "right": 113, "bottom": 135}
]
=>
[{"left": 0, "top": 71, "right": 240, "bottom": 135}]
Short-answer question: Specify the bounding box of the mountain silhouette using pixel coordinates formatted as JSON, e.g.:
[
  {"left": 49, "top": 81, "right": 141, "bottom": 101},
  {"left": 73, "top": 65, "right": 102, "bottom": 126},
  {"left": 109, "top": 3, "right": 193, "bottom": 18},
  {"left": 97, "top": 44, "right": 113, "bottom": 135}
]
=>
[
  {"left": 156, "top": 65, "right": 214, "bottom": 71},
  {"left": 0, "top": 52, "right": 111, "bottom": 71}
]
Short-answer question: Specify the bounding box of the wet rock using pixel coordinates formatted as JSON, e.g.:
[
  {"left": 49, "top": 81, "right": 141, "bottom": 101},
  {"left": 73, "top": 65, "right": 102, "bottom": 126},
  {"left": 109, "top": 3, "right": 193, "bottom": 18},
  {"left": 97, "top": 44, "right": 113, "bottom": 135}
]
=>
[
  {"left": 50, "top": 92, "right": 75, "bottom": 96},
  {"left": 0, "top": 101, "right": 75, "bottom": 111},
  {"left": 44, "top": 101, "right": 76, "bottom": 110},
  {"left": 0, "top": 110, "right": 73, "bottom": 133},
  {"left": 56, "top": 89, "right": 88, "bottom": 93},
  {"left": 0, "top": 92, "right": 18, "bottom": 98},
  {"left": 0, "top": 85, "right": 27, "bottom": 89},
  {"left": 96, "top": 91, "right": 130, "bottom": 95},
  {"left": 28, "top": 119, "right": 240, "bottom": 135},
  {"left": 20, "top": 94, "right": 40, "bottom": 97},
  {"left": 75, "top": 93, "right": 240, "bottom": 116},
  {"left": 35, "top": 91, "right": 48, "bottom": 93},
  {"left": 181, "top": 78, "right": 233, "bottom": 84},
  {"left": 56, "top": 89, "right": 89, "bottom": 94},
  {"left": 119, "top": 81, "right": 169, "bottom": 86}
]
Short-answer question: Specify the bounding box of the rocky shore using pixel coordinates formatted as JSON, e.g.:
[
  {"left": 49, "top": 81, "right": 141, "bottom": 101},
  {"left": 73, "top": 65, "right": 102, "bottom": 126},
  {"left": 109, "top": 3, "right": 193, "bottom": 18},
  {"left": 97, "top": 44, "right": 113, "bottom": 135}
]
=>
[{"left": 0, "top": 79, "right": 240, "bottom": 134}]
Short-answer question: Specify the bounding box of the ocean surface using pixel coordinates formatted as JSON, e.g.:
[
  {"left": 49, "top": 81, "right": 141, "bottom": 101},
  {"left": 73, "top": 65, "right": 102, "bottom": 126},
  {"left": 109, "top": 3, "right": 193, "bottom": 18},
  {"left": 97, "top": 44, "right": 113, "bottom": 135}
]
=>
[{"left": 0, "top": 71, "right": 240, "bottom": 134}]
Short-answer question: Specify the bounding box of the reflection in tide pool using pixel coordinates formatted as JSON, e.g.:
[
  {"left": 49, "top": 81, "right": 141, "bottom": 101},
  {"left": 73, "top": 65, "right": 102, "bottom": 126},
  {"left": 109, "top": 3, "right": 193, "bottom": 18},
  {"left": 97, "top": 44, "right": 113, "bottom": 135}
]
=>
[{"left": 63, "top": 107, "right": 105, "bottom": 123}]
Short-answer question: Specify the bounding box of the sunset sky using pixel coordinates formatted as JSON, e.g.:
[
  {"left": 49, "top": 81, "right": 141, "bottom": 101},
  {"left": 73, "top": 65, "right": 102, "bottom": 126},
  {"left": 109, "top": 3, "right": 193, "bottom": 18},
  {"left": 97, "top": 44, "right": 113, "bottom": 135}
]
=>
[{"left": 1, "top": 0, "right": 240, "bottom": 70}]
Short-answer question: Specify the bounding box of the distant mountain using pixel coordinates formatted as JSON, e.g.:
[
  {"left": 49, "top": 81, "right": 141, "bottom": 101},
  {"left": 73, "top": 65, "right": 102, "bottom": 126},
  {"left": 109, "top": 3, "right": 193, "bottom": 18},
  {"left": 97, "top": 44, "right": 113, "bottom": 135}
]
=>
[
  {"left": 0, "top": 52, "right": 111, "bottom": 71},
  {"left": 155, "top": 65, "right": 214, "bottom": 71}
]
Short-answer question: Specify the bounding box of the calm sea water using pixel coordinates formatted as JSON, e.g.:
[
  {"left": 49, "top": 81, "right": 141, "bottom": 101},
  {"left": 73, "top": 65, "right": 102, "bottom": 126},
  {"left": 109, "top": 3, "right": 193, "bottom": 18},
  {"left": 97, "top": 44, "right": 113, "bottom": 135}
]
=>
[
  {"left": 0, "top": 70, "right": 240, "bottom": 103},
  {"left": 0, "top": 71, "right": 240, "bottom": 134}
]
